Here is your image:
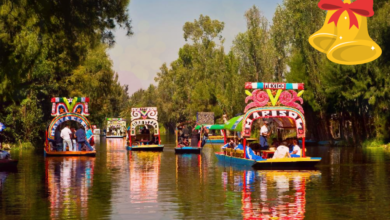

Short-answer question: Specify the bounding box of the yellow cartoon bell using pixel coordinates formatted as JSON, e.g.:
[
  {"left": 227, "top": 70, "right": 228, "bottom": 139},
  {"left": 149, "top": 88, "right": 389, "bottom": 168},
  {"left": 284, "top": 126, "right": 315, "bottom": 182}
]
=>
[
  {"left": 312, "top": 0, "right": 381, "bottom": 65},
  {"left": 308, "top": 11, "right": 338, "bottom": 53}
]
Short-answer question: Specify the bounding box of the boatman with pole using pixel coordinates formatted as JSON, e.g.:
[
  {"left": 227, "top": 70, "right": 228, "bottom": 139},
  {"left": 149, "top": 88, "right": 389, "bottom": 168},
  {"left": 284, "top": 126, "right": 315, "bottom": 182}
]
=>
[{"left": 260, "top": 119, "right": 270, "bottom": 150}]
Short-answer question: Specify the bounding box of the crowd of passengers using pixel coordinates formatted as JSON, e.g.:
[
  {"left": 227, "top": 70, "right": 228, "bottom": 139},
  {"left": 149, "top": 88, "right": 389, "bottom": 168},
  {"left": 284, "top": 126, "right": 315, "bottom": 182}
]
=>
[
  {"left": 50, "top": 123, "right": 95, "bottom": 152},
  {"left": 222, "top": 138, "right": 302, "bottom": 160}
]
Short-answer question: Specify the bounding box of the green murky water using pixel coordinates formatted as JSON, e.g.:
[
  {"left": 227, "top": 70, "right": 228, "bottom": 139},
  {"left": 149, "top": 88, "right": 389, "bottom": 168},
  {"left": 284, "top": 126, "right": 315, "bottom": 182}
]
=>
[{"left": 1, "top": 136, "right": 390, "bottom": 219}]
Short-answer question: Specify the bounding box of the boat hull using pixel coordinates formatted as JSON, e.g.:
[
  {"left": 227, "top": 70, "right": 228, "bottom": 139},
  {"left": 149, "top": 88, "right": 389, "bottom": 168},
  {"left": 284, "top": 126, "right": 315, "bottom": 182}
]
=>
[
  {"left": 206, "top": 139, "right": 224, "bottom": 144},
  {"left": 253, "top": 157, "right": 322, "bottom": 170},
  {"left": 127, "top": 145, "right": 164, "bottom": 151},
  {"left": 175, "top": 147, "right": 201, "bottom": 154},
  {"left": 214, "top": 153, "right": 256, "bottom": 167},
  {"left": 44, "top": 149, "right": 96, "bottom": 157},
  {"left": 0, "top": 159, "right": 18, "bottom": 170}
]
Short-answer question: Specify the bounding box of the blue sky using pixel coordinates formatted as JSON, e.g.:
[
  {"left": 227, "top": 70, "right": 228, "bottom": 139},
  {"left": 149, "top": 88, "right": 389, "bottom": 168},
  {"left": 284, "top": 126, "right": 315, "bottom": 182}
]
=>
[{"left": 108, "top": 0, "right": 283, "bottom": 94}]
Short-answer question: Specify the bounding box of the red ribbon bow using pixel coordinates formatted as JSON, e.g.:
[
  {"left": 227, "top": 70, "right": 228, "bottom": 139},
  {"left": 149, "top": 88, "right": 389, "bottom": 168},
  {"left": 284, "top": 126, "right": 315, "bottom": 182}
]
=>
[{"left": 318, "top": 0, "right": 374, "bottom": 29}]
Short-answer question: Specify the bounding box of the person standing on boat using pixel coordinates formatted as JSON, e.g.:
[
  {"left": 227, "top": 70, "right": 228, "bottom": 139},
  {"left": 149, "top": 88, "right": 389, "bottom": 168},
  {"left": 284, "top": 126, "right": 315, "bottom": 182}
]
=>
[
  {"left": 70, "top": 127, "right": 77, "bottom": 151},
  {"left": 61, "top": 124, "right": 73, "bottom": 151},
  {"left": 55, "top": 128, "right": 63, "bottom": 151},
  {"left": 76, "top": 126, "right": 94, "bottom": 151},
  {"left": 182, "top": 125, "right": 189, "bottom": 139},
  {"left": 260, "top": 120, "right": 270, "bottom": 150},
  {"left": 86, "top": 126, "right": 95, "bottom": 149}
]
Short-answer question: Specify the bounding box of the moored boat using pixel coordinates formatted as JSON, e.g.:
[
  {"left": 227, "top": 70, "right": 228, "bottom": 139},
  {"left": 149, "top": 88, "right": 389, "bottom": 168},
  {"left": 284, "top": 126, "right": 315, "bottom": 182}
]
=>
[
  {"left": 214, "top": 82, "right": 322, "bottom": 170},
  {"left": 127, "top": 107, "right": 164, "bottom": 151}
]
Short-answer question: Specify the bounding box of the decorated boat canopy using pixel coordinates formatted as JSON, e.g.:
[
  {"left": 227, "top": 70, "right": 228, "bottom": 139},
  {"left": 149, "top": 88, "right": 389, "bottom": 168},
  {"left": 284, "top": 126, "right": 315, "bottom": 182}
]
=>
[
  {"left": 130, "top": 107, "right": 159, "bottom": 136},
  {"left": 195, "top": 124, "right": 225, "bottom": 130},
  {"left": 243, "top": 82, "right": 306, "bottom": 138},
  {"left": 224, "top": 115, "right": 299, "bottom": 132},
  {"left": 48, "top": 113, "right": 91, "bottom": 140},
  {"left": 51, "top": 97, "right": 90, "bottom": 116}
]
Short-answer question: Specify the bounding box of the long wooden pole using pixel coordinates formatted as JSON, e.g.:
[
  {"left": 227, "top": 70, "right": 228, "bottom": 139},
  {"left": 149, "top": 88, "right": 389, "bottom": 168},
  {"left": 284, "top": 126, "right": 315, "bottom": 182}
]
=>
[{"left": 302, "top": 137, "right": 306, "bottom": 157}]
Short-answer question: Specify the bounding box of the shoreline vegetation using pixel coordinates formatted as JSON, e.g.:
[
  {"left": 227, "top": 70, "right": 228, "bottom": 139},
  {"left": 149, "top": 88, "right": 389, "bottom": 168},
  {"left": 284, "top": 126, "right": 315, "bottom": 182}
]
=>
[{"left": 2, "top": 1, "right": 390, "bottom": 147}]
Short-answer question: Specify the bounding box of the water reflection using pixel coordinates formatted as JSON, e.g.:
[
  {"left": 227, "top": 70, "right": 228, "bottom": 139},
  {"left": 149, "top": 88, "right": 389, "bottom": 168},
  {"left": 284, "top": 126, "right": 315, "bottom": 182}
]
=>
[
  {"left": 106, "top": 138, "right": 127, "bottom": 170},
  {"left": 128, "top": 151, "right": 161, "bottom": 204},
  {"left": 221, "top": 166, "right": 321, "bottom": 219},
  {"left": 46, "top": 157, "right": 95, "bottom": 219},
  {"left": 0, "top": 172, "right": 8, "bottom": 189}
]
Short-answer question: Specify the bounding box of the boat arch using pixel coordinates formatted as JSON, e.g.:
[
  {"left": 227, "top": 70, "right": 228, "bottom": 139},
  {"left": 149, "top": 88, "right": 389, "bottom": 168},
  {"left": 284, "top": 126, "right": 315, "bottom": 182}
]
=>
[
  {"left": 48, "top": 113, "right": 91, "bottom": 140},
  {"left": 242, "top": 106, "right": 306, "bottom": 138}
]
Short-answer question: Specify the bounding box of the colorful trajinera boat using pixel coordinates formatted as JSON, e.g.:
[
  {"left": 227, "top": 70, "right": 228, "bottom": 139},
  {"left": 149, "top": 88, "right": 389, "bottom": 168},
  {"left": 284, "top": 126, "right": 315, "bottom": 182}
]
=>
[
  {"left": 126, "top": 107, "right": 164, "bottom": 151},
  {"left": 175, "top": 121, "right": 201, "bottom": 154},
  {"left": 215, "top": 82, "right": 321, "bottom": 169},
  {"left": 44, "top": 97, "right": 96, "bottom": 157},
  {"left": 106, "top": 118, "right": 126, "bottom": 138}
]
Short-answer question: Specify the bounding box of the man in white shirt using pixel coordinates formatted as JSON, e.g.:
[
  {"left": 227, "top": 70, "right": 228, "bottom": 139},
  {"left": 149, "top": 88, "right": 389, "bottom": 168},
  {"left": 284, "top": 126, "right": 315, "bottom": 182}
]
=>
[
  {"left": 273, "top": 142, "right": 291, "bottom": 159},
  {"left": 260, "top": 120, "right": 270, "bottom": 150},
  {"left": 291, "top": 139, "right": 302, "bottom": 157},
  {"left": 61, "top": 124, "right": 72, "bottom": 151}
]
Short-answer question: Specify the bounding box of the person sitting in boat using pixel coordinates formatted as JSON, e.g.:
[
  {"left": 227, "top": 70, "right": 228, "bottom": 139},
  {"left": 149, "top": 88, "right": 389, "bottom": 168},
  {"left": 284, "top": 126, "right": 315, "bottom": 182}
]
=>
[
  {"left": 179, "top": 138, "right": 190, "bottom": 147},
  {"left": 221, "top": 139, "right": 236, "bottom": 150},
  {"left": 245, "top": 144, "right": 265, "bottom": 161},
  {"left": 234, "top": 139, "right": 244, "bottom": 151},
  {"left": 273, "top": 142, "right": 291, "bottom": 159},
  {"left": 76, "top": 126, "right": 94, "bottom": 151},
  {"left": 290, "top": 139, "right": 302, "bottom": 158},
  {"left": 260, "top": 120, "right": 270, "bottom": 150}
]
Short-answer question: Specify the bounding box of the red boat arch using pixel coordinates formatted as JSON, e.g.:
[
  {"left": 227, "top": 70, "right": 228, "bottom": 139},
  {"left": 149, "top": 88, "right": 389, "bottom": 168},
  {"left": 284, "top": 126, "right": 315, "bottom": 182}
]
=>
[{"left": 242, "top": 106, "right": 306, "bottom": 138}]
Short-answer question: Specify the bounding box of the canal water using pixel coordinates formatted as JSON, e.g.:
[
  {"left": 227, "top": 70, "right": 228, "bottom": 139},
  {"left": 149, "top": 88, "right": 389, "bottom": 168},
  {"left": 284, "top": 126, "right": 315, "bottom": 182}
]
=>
[{"left": 1, "top": 136, "right": 390, "bottom": 219}]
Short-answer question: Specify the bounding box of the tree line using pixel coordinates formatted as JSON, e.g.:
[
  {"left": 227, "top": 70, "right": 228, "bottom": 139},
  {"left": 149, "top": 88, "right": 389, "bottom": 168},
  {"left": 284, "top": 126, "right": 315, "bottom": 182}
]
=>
[
  {"left": 127, "top": 0, "right": 390, "bottom": 146},
  {"left": 0, "top": 0, "right": 131, "bottom": 144}
]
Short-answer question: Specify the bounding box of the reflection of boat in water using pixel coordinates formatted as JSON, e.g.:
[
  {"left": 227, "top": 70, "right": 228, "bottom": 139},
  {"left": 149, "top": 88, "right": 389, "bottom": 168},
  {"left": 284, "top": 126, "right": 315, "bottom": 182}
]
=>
[
  {"left": 106, "top": 138, "right": 127, "bottom": 170},
  {"left": 221, "top": 167, "right": 321, "bottom": 219},
  {"left": 128, "top": 151, "right": 161, "bottom": 203},
  {"left": 45, "top": 157, "right": 95, "bottom": 219}
]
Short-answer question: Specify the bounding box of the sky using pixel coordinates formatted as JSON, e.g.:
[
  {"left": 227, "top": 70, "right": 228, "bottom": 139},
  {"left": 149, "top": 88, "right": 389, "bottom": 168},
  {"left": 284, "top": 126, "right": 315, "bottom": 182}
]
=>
[{"left": 107, "top": 0, "right": 283, "bottom": 95}]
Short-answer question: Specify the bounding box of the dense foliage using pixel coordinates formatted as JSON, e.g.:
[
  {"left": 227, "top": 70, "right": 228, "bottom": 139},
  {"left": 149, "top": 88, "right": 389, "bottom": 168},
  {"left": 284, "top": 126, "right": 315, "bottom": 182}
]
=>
[
  {"left": 0, "top": 0, "right": 131, "bottom": 144},
  {"left": 128, "top": 1, "right": 390, "bottom": 145}
]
